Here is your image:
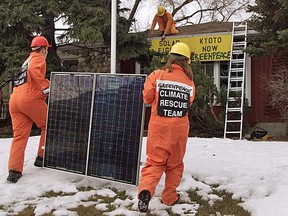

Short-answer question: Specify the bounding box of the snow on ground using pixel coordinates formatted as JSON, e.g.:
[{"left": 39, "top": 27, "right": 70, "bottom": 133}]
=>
[{"left": 1, "top": 136, "right": 288, "bottom": 215}]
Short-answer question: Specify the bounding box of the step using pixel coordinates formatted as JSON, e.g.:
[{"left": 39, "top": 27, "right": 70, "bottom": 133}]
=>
[
  {"left": 230, "top": 68, "right": 244, "bottom": 73},
  {"left": 230, "top": 77, "right": 243, "bottom": 82},
  {"left": 225, "top": 131, "right": 241, "bottom": 134},
  {"left": 231, "top": 59, "right": 245, "bottom": 64},
  {"left": 233, "top": 41, "right": 246, "bottom": 46},
  {"left": 234, "top": 23, "right": 246, "bottom": 28},
  {"left": 226, "top": 120, "right": 242, "bottom": 123},
  {"left": 232, "top": 50, "right": 244, "bottom": 55},
  {"left": 227, "top": 97, "right": 238, "bottom": 102},
  {"left": 233, "top": 31, "right": 246, "bottom": 36},
  {"left": 226, "top": 107, "right": 242, "bottom": 112},
  {"left": 229, "top": 87, "right": 243, "bottom": 92}
]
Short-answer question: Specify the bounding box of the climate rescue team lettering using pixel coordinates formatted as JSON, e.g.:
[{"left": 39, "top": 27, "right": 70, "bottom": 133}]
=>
[
  {"left": 157, "top": 80, "right": 193, "bottom": 118},
  {"left": 13, "top": 57, "right": 31, "bottom": 87}
]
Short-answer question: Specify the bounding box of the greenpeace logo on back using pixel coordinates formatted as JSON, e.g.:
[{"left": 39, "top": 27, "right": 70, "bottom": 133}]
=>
[
  {"left": 156, "top": 80, "right": 193, "bottom": 118},
  {"left": 13, "top": 57, "right": 31, "bottom": 87}
]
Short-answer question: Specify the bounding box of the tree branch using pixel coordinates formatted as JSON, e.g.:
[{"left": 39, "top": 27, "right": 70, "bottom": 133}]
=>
[
  {"left": 175, "top": 8, "right": 221, "bottom": 23},
  {"left": 172, "top": 0, "right": 194, "bottom": 16},
  {"left": 226, "top": 2, "right": 249, "bottom": 21},
  {"left": 128, "top": 0, "right": 142, "bottom": 29}
]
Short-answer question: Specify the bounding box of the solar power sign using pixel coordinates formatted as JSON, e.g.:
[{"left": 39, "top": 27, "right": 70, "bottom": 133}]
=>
[{"left": 44, "top": 72, "right": 146, "bottom": 185}]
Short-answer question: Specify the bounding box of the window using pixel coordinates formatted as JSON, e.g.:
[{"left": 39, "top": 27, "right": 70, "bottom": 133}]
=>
[
  {"left": 220, "top": 61, "right": 229, "bottom": 90},
  {"left": 202, "top": 62, "right": 214, "bottom": 77},
  {"left": 206, "top": 60, "right": 251, "bottom": 106},
  {"left": 136, "top": 58, "right": 251, "bottom": 106}
]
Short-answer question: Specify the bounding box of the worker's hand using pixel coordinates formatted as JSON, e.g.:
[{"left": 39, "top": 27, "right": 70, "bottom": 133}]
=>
[
  {"left": 42, "top": 88, "right": 50, "bottom": 95},
  {"left": 161, "top": 34, "right": 166, "bottom": 41},
  {"left": 150, "top": 31, "right": 154, "bottom": 37},
  {"left": 41, "top": 88, "right": 50, "bottom": 100}
]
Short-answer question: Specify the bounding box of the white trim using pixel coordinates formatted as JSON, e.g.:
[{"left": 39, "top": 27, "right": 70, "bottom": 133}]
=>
[
  {"left": 135, "top": 62, "right": 141, "bottom": 74},
  {"left": 245, "top": 55, "right": 251, "bottom": 106},
  {"left": 110, "top": 0, "right": 117, "bottom": 74},
  {"left": 214, "top": 62, "right": 220, "bottom": 91}
]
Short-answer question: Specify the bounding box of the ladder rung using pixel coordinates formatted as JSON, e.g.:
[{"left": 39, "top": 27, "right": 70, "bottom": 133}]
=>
[
  {"left": 229, "top": 87, "right": 242, "bottom": 91},
  {"left": 227, "top": 107, "right": 242, "bottom": 112},
  {"left": 232, "top": 50, "right": 244, "bottom": 55},
  {"left": 226, "top": 120, "right": 242, "bottom": 123},
  {"left": 230, "top": 77, "right": 243, "bottom": 82},
  {"left": 230, "top": 68, "right": 244, "bottom": 72},
  {"left": 231, "top": 59, "right": 244, "bottom": 64},
  {"left": 233, "top": 41, "right": 246, "bottom": 46},
  {"left": 228, "top": 97, "right": 238, "bottom": 102},
  {"left": 225, "top": 131, "right": 241, "bottom": 134},
  {"left": 234, "top": 24, "right": 246, "bottom": 28},
  {"left": 233, "top": 32, "right": 246, "bottom": 36}
]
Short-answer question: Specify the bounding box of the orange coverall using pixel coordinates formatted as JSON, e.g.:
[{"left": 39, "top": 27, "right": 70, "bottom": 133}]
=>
[
  {"left": 138, "top": 64, "right": 195, "bottom": 205},
  {"left": 151, "top": 12, "right": 179, "bottom": 35},
  {"left": 8, "top": 52, "right": 50, "bottom": 173}
]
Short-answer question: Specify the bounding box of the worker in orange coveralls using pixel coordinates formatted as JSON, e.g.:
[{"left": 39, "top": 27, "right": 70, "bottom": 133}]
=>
[
  {"left": 150, "top": 6, "right": 179, "bottom": 41},
  {"left": 7, "top": 36, "right": 51, "bottom": 183},
  {"left": 138, "top": 42, "right": 196, "bottom": 212}
]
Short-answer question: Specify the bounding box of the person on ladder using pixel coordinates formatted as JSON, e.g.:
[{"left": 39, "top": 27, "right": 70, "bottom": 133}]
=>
[
  {"left": 150, "top": 6, "right": 179, "bottom": 41},
  {"left": 7, "top": 36, "right": 51, "bottom": 183}
]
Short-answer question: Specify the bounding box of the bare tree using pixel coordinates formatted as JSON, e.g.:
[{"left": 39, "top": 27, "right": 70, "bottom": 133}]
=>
[
  {"left": 266, "top": 66, "right": 288, "bottom": 125},
  {"left": 170, "top": 0, "right": 252, "bottom": 25},
  {"left": 122, "top": 0, "right": 254, "bottom": 32},
  {"left": 128, "top": 0, "right": 142, "bottom": 25}
]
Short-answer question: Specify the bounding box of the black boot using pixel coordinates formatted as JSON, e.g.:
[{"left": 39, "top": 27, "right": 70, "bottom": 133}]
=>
[
  {"left": 34, "top": 156, "right": 43, "bottom": 167},
  {"left": 138, "top": 190, "right": 151, "bottom": 212},
  {"left": 7, "top": 170, "right": 22, "bottom": 183}
]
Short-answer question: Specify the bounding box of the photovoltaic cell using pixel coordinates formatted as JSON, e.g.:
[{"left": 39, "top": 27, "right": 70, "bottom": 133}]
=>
[
  {"left": 88, "top": 75, "right": 145, "bottom": 184},
  {"left": 44, "top": 73, "right": 94, "bottom": 174},
  {"left": 44, "top": 72, "right": 146, "bottom": 185}
]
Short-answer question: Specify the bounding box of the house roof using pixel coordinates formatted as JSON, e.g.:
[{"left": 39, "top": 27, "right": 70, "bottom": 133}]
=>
[
  {"left": 178, "top": 22, "right": 233, "bottom": 35},
  {"left": 57, "top": 22, "right": 256, "bottom": 59},
  {"left": 151, "top": 22, "right": 255, "bottom": 37}
]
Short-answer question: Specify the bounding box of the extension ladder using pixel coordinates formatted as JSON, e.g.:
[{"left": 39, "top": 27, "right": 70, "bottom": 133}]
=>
[{"left": 224, "top": 22, "right": 248, "bottom": 139}]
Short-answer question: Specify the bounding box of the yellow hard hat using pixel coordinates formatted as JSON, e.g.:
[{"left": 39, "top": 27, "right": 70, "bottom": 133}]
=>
[
  {"left": 157, "top": 6, "right": 165, "bottom": 16},
  {"left": 170, "top": 42, "right": 191, "bottom": 59}
]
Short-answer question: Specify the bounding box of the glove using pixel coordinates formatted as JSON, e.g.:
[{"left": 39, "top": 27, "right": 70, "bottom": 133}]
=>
[{"left": 42, "top": 88, "right": 50, "bottom": 95}]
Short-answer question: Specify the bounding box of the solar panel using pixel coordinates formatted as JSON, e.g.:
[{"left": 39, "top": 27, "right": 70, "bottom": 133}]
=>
[
  {"left": 44, "top": 72, "right": 146, "bottom": 185},
  {"left": 44, "top": 73, "right": 94, "bottom": 174}
]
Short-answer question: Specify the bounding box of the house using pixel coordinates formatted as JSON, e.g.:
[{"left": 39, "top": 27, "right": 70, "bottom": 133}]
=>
[
  {"left": 149, "top": 22, "right": 287, "bottom": 137},
  {"left": 51, "top": 22, "right": 288, "bottom": 137},
  {"left": 1, "top": 22, "right": 286, "bottom": 137}
]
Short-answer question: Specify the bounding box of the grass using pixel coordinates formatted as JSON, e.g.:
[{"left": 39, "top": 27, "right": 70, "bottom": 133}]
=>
[
  {"left": 7, "top": 185, "right": 251, "bottom": 216},
  {"left": 69, "top": 205, "right": 104, "bottom": 216},
  {"left": 41, "top": 190, "right": 76, "bottom": 198},
  {"left": 11, "top": 206, "right": 35, "bottom": 216},
  {"left": 77, "top": 186, "right": 94, "bottom": 192},
  {"left": 188, "top": 188, "right": 251, "bottom": 216},
  {"left": 166, "top": 208, "right": 181, "bottom": 216}
]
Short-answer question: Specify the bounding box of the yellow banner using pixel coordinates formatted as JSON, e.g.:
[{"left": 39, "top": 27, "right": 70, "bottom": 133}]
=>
[{"left": 150, "top": 34, "right": 232, "bottom": 62}]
